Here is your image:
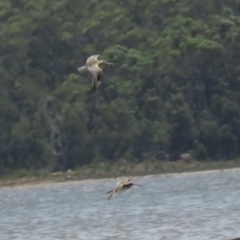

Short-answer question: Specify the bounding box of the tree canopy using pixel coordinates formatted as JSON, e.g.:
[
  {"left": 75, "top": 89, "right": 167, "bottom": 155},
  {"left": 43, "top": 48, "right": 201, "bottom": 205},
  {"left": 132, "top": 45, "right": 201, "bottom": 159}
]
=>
[{"left": 1, "top": 0, "right": 240, "bottom": 172}]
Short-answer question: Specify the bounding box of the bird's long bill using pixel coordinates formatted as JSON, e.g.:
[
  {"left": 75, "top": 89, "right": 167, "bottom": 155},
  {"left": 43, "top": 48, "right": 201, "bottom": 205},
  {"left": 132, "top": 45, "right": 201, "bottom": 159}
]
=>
[
  {"left": 133, "top": 184, "right": 143, "bottom": 187},
  {"left": 105, "top": 62, "right": 114, "bottom": 65}
]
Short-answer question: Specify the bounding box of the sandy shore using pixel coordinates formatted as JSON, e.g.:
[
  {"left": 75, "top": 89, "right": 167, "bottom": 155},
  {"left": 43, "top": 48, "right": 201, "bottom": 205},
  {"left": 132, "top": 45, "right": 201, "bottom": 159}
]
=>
[{"left": 1, "top": 164, "right": 240, "bottom": 190}]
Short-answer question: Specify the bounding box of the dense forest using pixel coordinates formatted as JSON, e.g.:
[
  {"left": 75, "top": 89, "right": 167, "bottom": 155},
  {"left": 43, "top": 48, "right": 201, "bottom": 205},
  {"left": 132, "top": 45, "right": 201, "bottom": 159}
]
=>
[{"left": 0, "top": 0, "right": 240, "bottom": 172}]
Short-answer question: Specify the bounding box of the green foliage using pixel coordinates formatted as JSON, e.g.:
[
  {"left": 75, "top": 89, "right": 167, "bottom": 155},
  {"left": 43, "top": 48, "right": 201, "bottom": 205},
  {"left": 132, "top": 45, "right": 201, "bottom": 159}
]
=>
[{"left": 1, "top": 0, "right": 240, "bottom": 172}]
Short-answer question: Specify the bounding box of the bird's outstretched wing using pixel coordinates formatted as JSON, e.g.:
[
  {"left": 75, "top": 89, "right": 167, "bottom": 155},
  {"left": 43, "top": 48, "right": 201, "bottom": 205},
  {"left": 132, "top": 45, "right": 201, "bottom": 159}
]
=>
[
  {"left": 108, "top": 183, "right": 123, "bottom": 200},
  {"left": 87, "top": 55, "right": 100, "bottom": 65},
  {"left": 90, "top": 67, "right": 102, "bottom": 91},
  {"left": 106, "top": 189, "right": 113, "bottom": 194},
  {"left": 106, "top": 181, "right": 122, "bottom": 194},
  {"left": 92, "top": 73, "right": 98, "bottom": 91}
]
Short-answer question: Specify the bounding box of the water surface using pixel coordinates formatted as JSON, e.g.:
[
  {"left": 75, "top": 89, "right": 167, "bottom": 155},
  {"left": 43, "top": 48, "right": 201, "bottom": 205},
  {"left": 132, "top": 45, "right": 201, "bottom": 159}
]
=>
[{"left": 0, "top": 170, "right": 240, "bottom": 240}]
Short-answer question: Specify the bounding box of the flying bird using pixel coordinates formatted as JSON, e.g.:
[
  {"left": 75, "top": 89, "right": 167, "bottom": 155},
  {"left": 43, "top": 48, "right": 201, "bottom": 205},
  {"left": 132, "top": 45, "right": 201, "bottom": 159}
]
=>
[
  {"left": 106, "top": 178, "right": 143, "bottom": 200},
  {"left": 77, "top": 55, "right": 114, "bottom": 91}
]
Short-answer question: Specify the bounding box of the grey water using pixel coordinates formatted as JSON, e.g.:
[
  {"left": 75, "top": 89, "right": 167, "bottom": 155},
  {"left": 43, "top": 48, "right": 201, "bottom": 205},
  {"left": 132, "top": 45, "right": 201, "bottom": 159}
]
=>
[{"left": 0, "top": 170, "right": 240, "bottom": 240}]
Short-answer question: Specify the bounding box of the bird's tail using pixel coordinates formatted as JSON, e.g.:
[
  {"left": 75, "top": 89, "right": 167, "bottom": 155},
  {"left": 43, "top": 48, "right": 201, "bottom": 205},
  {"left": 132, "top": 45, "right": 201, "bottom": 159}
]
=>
[{"left": 77, "top": 66, "right": 87, "bottom": 72}]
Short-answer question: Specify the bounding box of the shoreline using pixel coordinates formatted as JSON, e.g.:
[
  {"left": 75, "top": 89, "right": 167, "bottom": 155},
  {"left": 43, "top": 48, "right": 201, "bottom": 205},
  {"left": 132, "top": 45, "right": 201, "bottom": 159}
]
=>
[{"left": 1, "top": 159, "right": 240, "bottom": 190}]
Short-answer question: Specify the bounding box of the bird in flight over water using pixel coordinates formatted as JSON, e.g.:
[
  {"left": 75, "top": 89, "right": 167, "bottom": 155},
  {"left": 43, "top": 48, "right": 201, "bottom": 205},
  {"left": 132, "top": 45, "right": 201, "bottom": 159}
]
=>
[
  {"left": 77, "top": 55, "right": 114, "bottom": 91},
  {"left": 106, "top": 178, "right": 143, "bottom": 200}
]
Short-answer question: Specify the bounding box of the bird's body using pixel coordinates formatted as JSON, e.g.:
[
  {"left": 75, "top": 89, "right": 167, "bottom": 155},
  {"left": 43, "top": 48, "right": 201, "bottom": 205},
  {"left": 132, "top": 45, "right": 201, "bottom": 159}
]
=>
[
  {"left": 106, "top": 178, "right": 142, "bottom": 200},
  {"left": 78, "top": 55, "right": 114, "bottom": 91}
]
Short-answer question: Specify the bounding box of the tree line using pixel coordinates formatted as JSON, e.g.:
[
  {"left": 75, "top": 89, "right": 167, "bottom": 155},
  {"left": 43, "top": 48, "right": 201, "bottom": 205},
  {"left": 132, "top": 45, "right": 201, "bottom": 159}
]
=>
[{"left": 0, "top": 0, "right": 240, "bottom": 172}]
